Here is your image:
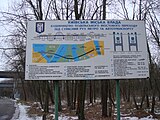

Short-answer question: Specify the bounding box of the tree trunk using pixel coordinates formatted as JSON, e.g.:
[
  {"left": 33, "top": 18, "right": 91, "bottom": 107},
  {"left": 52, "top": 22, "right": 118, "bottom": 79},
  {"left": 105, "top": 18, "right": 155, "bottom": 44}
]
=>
[
  {"left": 71, "top": 80, "right": 74, "bottom": 109},
  {"left": 93, "top": 81, "right": 96, "bottom": 103},
  {"left": 77, "top": 81, "right": 86, "bottom": 120},
  {"left": 48, "top": 81, "right": 54, "bottom": 104},
  {"left": 73, "top": 81, "right": 77, "bottom": 110},
  {"left": 133, "top": 95, "right": 139, "bottom": 110},
  {"left": 151, "top": 95, "right": 155, "bottom": 113},
  {"left": 108, "top": 80, "right": 113, "bottom": 117},
  {"left": 146, "top": 94, "right": 150, "bottom": 108},
  {"left": 44, "top": 81, "right": 49, "bottom": 113},
  {"left": 140, "top": 95, "right": 145, "bottom": 109},
  {"left": 21, "top": 78, "right": 27, "bottom": 101},
  {"left": 127, "top": 82, "right": 130, "bottom": 102},
  {"left": 66, "top": 81, "right": 71, "bottom": 107},
  {"left": 89, "top": 81, "right": 93, "bottom": 104},
  {"left": 101, "top": 80, "right": 108, "bottom": 117}
]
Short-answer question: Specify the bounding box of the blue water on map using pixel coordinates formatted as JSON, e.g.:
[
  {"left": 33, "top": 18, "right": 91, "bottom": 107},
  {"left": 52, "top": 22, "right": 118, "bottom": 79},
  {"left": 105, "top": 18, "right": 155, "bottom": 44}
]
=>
[
  {"left": 94, "top": 40, "right": 101, "bottom": 55},
  {"left": 50, "top": 45, "right": 67, "bottom": 62},
  {"left": 33, "top": 44, "right": 46, "bottom": 52},
  {"left": 33, "top": 44, "right": 51, "bottom": 62},
  {"left": 72, "top": 45, "right": 79, "bottom": 61}
]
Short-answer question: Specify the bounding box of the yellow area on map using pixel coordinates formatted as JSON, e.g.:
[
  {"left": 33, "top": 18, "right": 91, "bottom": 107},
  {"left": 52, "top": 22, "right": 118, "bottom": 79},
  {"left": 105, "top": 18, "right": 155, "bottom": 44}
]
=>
[
  {"left": 99, "top": 41, "right": 104, "bottom": 55},
  {"left": 84, "top": 41, "right": 98, "bottom": 58},
  {"left": 32, "top": 50, "right": 47, "bottom": 63}
]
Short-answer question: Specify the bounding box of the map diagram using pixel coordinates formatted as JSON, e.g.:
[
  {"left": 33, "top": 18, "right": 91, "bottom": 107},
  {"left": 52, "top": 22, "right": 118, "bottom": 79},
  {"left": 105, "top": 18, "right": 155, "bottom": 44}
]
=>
[{"left": 32, "top": 40, "right": 104, "bottom": 63}]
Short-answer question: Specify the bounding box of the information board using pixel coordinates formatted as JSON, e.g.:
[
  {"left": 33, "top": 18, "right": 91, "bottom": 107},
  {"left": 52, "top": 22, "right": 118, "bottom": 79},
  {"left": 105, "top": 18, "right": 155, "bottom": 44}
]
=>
[{"left": 25, "top": 20, "right": 149, "bottom": 80}]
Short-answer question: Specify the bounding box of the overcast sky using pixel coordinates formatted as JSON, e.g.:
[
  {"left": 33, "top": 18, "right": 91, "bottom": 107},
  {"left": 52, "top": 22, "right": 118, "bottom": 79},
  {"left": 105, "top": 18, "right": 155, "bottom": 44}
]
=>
[
  {"left": 0, "top": 1, "right": 12, "bottom": 81},
  {"left": 0, "top": 0, "right": 8, "bottom": 10},
  {"left": 0, "top": 0, "right": 9, "bottom": 72}
]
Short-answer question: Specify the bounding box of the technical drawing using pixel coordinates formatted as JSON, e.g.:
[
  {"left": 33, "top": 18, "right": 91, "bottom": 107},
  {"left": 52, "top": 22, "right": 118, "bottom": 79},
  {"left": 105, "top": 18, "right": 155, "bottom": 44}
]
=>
[
  {"left": 54, "top": 32, "right": 65, "bottom": 40},
  {"left": 113, "top": 32, "right": 123, "bottom": 51},
  {"left": 128, "top": 32, "right": 138, "bottom": 51}
]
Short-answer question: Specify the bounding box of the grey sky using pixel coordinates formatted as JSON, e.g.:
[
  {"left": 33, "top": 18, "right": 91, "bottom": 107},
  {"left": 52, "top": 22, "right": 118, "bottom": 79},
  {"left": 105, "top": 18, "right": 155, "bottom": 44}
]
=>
[
  {"left": 0, "top": 0, "right": 8, "bottom": 10},
  {"left": 0, "top": 0, "right": 9, "bottom": 72}
]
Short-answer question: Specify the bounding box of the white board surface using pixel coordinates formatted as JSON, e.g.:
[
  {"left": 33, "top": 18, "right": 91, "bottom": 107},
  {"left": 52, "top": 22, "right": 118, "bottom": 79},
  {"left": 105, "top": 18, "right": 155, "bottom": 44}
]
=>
[{"left": 25, "top": 20, "right": 149, "bottom": 80}]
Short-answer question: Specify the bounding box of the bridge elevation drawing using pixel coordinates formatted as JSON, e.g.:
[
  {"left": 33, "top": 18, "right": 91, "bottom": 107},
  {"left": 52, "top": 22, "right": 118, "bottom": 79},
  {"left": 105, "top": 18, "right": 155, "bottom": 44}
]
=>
[{"left": 32, "top": 40, "right": 104, "bottom": 63}]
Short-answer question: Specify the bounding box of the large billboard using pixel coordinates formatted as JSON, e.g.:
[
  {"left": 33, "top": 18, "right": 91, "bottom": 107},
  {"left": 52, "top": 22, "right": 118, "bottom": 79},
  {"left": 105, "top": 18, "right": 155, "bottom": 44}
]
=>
[{"left": 25, "top": 20, "right": 149, "bottom": 80}]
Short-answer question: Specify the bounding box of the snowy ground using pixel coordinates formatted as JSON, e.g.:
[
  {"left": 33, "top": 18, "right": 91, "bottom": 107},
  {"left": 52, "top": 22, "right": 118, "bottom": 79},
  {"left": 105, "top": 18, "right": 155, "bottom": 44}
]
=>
[
  {"left": 11, "top": 100, "right": 158, "bottom": 120},
  {"left": 11, "top": 101, "right": 78, "bottom": 120},
  {"left": 121, "top": 116, "right": 158, "bottom": 120}
]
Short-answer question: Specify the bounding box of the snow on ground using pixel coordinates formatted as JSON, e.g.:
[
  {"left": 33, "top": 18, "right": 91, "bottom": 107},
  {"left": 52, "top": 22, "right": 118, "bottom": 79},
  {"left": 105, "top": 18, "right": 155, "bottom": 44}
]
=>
[
  {"left": 121, "top": 115, "right": 158, "bottom": 120},
  {"left": 11, "top": 100, "right": 158, "bottom": 120},
  {"left": 11, "top": 102, "right": 42, "bottom": 120},
  {"left": 11, "top": 101, "right": 78, "bottom": 120}
]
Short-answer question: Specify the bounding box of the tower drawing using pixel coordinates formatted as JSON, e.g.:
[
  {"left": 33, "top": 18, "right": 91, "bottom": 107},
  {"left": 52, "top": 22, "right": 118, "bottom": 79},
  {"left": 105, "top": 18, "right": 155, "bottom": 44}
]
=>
[
  {"left": 128, "top": 32, "right": 138, "bottom": 51},
  {"left": 113, "top": 32, "right": 123, "bottom": 51}
]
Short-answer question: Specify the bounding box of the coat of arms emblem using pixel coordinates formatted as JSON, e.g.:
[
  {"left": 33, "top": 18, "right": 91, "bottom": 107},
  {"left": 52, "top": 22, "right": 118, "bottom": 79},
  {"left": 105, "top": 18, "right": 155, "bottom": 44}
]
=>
[{"left": 36, "top": 22, "right": 45, "bottom": 33}]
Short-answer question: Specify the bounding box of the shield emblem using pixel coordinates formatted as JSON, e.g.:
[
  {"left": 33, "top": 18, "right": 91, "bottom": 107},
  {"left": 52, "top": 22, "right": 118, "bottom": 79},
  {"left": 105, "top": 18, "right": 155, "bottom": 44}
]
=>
[{"left": 36, "top": 22, "right": 45, "bottom": 33}]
